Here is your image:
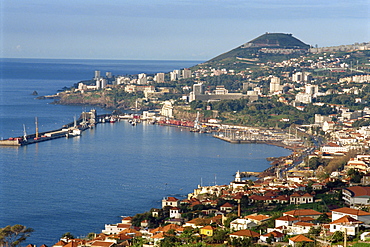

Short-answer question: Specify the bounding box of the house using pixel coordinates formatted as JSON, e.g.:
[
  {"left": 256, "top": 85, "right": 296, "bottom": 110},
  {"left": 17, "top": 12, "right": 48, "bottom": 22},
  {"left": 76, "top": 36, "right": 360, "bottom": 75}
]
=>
[
  {"left": 102, "top": 223, "right": 131, "bottom": 235},
  {"left": 245, "top": 214, "right": 271, "bottom": 225},
  {"left": 260, "top": 230, "right": 284, "bottom": 243},
  {"left": 329, "top": 215, "right": 363, "bottom": 236},
  {"left": 150, "top": 232, "right": 165, "bottom": 245},
  {"left": 283, "top": 209, "right": 322, "bottom": 219},
  {"left": 331, "top": 207, "right": 370, "bottom": 224},
  {"left": 290, "top": 192, "right": 314, "bottom": 204},
  {"left": 121, "top": 216, "right": 133, "bottom": 225},
  {"left": 229, "top": 229, "right": 260, "bottom": 239},
  {"left": 169, "top": 207, "right": 181, "bottom": 219},
  {"left": 90, "top": 241, "right": 115, "bottom": 247},
  {"left": 312, "top": 183, "right": 324, "bottom": 190},
  {"left": 200, "top": 226, "right": 214, "bottom": 236},
  {"left": 162, "top": 197, "right": 180, "bottom": 208},
  {"left": 230, "top": 218, "right": 257, "bottom": 230},
  {"left": 219, "top": 202, "right": 234, "bottom": 212},
  {"left": 275, "top": 215, "right": 299, "bottom": 227},
  {"left": 288, "top": 235, "right": 314, "bottom": 247},
  {"left": 52, "top": 240, "right": 67, "bottom": 247},
  {"left": 342, "top": 186, "right": 370, "bottom": 207},
  {"left": 289, "top": 222, "right": 315, "bottom": 235}
]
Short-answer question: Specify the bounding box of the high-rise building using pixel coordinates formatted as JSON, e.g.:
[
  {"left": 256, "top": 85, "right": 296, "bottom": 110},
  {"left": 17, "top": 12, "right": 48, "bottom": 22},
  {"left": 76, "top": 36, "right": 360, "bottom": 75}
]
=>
[
  {"left": 154, "top": 73, "right": 165, "bottom": 83},
  {"left": 269, "top": 76, "right": 282, "bottom": 93},
  {"left": 292, "top": 72, "right": 312, "bottom": 83},
  {"left": 170, "top": 70, "right": 180, "bottom": 81},
  {"left": 305, "top": 84, "right": 319, "bottom": 96},
  {"left": 193, "top": 83, "right": 204, "bottom": 95},
  {"left": 137, "top": 73, "right": 147, "bottom": 84},
  {"left": 182, "top": 68, "right": 192, "bottom": 79},
  {"left": 94, "top": 70, "right": 101, "bottom": 79},
  {"left": 106, "top": 72, "right": 112, "bottom": 79}
]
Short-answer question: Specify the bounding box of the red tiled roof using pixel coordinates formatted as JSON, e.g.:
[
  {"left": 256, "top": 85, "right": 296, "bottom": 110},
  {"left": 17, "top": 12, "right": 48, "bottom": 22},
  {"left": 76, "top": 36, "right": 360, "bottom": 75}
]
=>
[
  {"left": 166, "top": 197, "right": 179, "bottom": 202},
  {"left": 230, "top": 229, "right": 260, "bottom": 237},
  {"left": 331, "top": 207, "right": 370, "bottom": 216},
  {"left": 275, "top": 215, "right": 297, "bottom": 222},
  {"left": 220, "top": 202, "right": 234, "bottom": 208},
  {"left": 344, "top": 186, "right": 370, "bottom": 197},
  {"left": 262, "top": 230, "right": 284, "bottom": 238},
  {"left": 293, "top": 221, "right": 314, "bottom": 227},
  {"left": 289, "top": 234, "right": 314, "bottom": 242},
  {"left": 284, "top": 209, "right": 322, "bottom": 217},
  {"left": 330, "top": 215, "right": 363, "bottom": 225}
]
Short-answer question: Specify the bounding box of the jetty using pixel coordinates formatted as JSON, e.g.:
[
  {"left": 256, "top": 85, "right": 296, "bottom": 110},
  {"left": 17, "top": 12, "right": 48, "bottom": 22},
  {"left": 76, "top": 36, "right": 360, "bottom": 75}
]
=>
[{"left": 0, "top": 110, "right": 99, "bottom": 147}]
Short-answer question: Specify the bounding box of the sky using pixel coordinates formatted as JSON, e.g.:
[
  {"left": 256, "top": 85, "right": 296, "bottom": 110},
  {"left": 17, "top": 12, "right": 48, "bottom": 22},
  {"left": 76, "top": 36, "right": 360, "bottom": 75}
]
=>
[{"left": 1, "top": 0, "right": 369, "bottom": 60}]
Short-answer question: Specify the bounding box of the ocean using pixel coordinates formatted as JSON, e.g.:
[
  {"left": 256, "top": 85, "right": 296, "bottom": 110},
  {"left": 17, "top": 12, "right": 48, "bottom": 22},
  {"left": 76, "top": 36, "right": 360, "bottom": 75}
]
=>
[{"left": 0, "top": 58, "right": 291, "bottom": 245}]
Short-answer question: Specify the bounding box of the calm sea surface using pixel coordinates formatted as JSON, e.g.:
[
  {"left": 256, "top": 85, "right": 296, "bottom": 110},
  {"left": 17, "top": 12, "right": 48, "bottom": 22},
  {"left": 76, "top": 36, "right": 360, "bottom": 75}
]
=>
[{"left": 0, "top": 58, "right": 291, "bottom": 245}]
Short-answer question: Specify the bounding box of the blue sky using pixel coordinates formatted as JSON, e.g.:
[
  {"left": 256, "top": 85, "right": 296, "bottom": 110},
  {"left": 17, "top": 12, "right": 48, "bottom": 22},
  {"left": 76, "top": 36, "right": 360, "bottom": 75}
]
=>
[{"left": 1, "top": 0, "right": 369, "bottom": 60}]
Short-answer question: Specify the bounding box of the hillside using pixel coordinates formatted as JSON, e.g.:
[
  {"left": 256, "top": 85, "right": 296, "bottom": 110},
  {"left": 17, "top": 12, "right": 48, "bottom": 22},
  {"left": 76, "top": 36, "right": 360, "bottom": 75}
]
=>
[{"left": 199, "top": 32, "right": 311, "bottom": 70}]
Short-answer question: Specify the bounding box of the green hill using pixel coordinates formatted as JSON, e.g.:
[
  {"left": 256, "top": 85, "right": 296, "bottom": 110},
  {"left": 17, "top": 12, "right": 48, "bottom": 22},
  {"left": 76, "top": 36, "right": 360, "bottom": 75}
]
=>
[{"left": 199, "top": 33, "right": 310, "bottom": 70}]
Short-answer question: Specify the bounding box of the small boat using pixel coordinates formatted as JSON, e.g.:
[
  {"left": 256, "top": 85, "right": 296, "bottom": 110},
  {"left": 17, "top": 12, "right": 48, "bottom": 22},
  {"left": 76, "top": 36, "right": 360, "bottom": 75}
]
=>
[{"left": 110, "top": 117, "right": 117, "bottom": 123}]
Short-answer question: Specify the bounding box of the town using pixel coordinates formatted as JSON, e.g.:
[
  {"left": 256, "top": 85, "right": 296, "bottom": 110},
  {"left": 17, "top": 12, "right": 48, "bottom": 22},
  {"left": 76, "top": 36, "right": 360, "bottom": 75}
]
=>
[{"left": 3, "top": 33, "right": 370, "bottom": 247}]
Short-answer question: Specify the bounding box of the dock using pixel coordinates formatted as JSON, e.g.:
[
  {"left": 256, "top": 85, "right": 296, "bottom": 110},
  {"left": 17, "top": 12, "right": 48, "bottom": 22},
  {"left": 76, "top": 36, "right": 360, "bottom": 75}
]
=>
[{"left": 0, "top": 110, "right": 99, "bottom": 147}]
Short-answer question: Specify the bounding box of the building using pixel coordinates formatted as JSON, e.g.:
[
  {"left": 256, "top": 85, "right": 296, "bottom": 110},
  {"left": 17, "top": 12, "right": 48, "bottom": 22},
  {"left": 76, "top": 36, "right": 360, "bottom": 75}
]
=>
[
  {"left": 230, "top": 218, "right": 257, "bottom": 230},
  {"left": 283, "top": 209, "right": 322, "bottom": 219},
  {"left": 290, "top": 192, "right": 314, "bottom": 204},
  {"left": 161, "top": 101, "right": 174, "bottom": 118},
  {"left": 170, "top": 70, "right": 180, "bottom": 81},
  {"left": 295, "top": 92, "right": 312, "bottom": 104},
  {"left": 137, "top": 73, "right": 147, "bottom": 84},
  {"left": 214, "top": 85, "right": 228, "bottom": 95},
  {"left": 342, "top": 186, "right": 370, "bottom": 207},
  {"left": 229, "top": 229, "right": 260, "bottom": 239},
  {"left": 305, "top": 84, "right": 318, "bottom": 96},
  {"left": 193, "top": 83, "right": 204, "bottom": 95},
  {"left": 94, "top": 70, "right": 101, "bottom": 79},
  {"left": 269, "top": 76, "right": 282, "bottom": 94},
  {"left": 96, "top": 78, "right": 107, "bottom": 89},
  {"left": 162, "top": 196, "right": 180, "bottom": 208},
  {"left": 329, "top": 215, "right": 363, "bottom": 236},
  {"left": 292, "top": 72, "right": 312, "bottom": 83},
  {"left": 288, "top": 235, "right": 314, "bottom": 247},
  {"left": 182, "top": 68, "right": 192, "bottom": 79},
  {"left": 331, "top": 207, "right": 370, "bottom": 224},
  {"left": 154, "top": 73, "right": 165, "bottom": 83},
  {"left": 200, "top": 226, "right": 214, "bottom": 236}
]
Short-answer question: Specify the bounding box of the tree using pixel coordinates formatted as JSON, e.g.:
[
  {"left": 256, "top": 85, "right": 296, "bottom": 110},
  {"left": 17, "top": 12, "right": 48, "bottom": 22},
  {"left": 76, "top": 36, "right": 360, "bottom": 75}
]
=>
[
  {"left": 0, "top": 224, "right": 34, "bottom": 247},
  {"left": 61, "top": 232, "right": 75, "bottom": 240}
]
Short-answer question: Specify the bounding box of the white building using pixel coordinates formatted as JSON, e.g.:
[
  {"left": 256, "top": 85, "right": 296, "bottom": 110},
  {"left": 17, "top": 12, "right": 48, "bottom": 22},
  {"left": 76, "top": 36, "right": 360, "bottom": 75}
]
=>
[
  {"left": 292, "top": 72, "right": 312, "bottom": 83},
  {"left": 170, "top": 70, "right": 180, "bottom": 81},
  {"left": 137, "top": 73, "right": 147, "bottom": 84},
  {"left": 230, "top": 218, "right": 257, "bottom": 230},
  {"left": 331, "top": 207, "right": 370, "bottom": 224},
  {"left": 154, "top": 73, "right": 165, "bottom": 83},
  {"left": 295, "top": 92, "right": 312, "bottom": 104},
  {"left": 269, "top": 76, "right": 282, "bottom": 94},
  {"left": 161, "top": 101, "right": 173, "bottom": 118}
]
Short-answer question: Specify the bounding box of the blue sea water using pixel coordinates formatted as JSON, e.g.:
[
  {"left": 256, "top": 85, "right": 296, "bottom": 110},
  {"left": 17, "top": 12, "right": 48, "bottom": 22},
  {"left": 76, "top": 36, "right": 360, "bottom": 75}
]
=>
[{"left": 0, "top": 58, "right": 291, "bottom": 245}]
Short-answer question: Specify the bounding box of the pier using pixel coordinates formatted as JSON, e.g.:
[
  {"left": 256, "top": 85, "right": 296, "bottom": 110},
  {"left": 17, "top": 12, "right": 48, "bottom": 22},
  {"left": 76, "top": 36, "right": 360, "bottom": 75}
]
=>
[{"left": 0, "top": 110, "right": 98, "bottom": 147}]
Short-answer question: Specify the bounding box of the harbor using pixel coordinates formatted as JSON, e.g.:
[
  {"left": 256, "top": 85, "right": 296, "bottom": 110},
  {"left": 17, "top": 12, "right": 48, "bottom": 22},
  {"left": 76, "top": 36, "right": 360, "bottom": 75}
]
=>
[{"left": 0, "top": 110, "right": 98, "bottom": 146}]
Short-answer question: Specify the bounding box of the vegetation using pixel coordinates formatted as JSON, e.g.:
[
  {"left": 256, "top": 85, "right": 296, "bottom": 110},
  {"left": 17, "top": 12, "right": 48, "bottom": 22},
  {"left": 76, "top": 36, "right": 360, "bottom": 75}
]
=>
[{"left": 0, "top": 225, "right": 34, "bottom": 247}]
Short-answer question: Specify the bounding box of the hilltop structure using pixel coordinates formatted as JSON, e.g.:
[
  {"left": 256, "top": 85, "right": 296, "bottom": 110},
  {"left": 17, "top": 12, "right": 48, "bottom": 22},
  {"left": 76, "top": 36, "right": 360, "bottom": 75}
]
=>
[{"left": 204, "top": 32, "right": 310, "bottom": 68}]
